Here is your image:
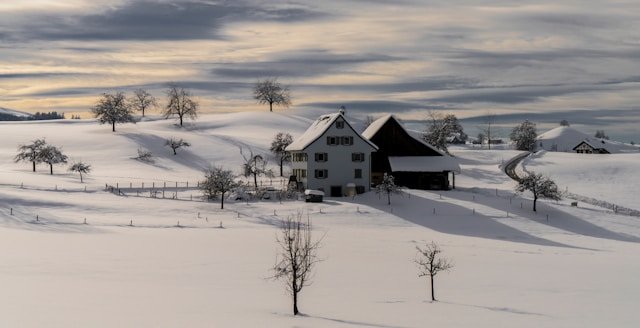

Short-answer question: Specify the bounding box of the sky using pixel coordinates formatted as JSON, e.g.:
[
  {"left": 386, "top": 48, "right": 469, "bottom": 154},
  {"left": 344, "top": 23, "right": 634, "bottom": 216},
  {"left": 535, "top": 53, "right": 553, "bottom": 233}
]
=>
[{"left": 1, "top": 0, "right": 639, "bottom": 140}]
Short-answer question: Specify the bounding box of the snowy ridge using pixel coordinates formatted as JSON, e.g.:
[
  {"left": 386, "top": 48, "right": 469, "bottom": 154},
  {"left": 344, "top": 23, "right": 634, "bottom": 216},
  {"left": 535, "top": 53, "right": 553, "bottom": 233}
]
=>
[{"left": 537, "top": 126, "right": 638, "bottom": 153}]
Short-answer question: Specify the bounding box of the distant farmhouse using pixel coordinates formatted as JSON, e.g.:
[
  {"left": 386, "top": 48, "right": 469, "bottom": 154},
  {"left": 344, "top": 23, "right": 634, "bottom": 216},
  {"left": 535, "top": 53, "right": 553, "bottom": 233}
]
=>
[
  {"left": 286, "top": 111, "right": 460, "bottom": 196},
  {"left": 573, "top": 140, "right": 610, "bottom": 154},
  {"left": 362, "top": 115, "right": 460, "bottom": 190},
  {"left": 286, "top": 110, "right": 378, "bottom": 197}
]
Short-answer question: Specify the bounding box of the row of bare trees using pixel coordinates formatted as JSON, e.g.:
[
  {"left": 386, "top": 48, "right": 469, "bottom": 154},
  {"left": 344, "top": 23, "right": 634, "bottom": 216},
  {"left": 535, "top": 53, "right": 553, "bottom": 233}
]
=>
[
  {"left": 92, "top": 79, "right": 292, "bottom": 132},
  {"left": 14, "top": 138, "right": 91, "bottom": 181}
]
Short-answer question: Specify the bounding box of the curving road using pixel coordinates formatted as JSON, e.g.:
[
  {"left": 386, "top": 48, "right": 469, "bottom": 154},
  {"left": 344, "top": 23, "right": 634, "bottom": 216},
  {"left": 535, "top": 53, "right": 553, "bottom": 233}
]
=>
[{"left": 503, "top": 151, "right": 531, "bottom": 182}]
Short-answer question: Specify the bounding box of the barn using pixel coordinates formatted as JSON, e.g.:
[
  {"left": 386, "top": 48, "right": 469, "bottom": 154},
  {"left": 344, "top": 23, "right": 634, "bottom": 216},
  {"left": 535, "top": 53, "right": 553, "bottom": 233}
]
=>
[{"left": 362, "top": 115, "right": 460, "bottom": 190}]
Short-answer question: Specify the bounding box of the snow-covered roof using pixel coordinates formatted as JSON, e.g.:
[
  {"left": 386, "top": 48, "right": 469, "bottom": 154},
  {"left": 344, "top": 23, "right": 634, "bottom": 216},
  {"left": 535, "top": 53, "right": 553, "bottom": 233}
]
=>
[
  {"left": 362, "top": 114, "right": 447, "bottom": 156},
  {"left": 362, "top": 114, "right": 393, "bottom": 140},
  {"left": 286, "top": 112, "right": 378, "bottom": 151},
  {"left": 537, "top": 126, "right": 638, "bottom": 153},
  {"left": 388, "top": 156, "right": 461, "bottom": 173}
]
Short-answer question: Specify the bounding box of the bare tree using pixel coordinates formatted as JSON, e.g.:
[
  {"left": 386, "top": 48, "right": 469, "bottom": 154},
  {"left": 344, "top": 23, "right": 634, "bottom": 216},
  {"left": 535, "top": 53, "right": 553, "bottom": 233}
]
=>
[
  {"left": 130, "top": 89, "right": 157, "bottom": 117},
  {"left": 595, "top": 130, "right": 609, "bottom": 140},
  {"left": 479, "top": 112, "right": 496, "bottom": 150},
  {"left": 240, "top": 147, "right": 274, "bottom": 189},
  {"left": 272, "top": 212, "right": 322, "bottom": 315},
  {"left": 560, "top": 119, "right": 570, "bottom": 126},
  {"left": 415, "top": 241, "right": 453, "bottom": 301},
  {"left": 253, "top": 78, "right": 292, "bottom": 112},
  {"left": 270, "top": 132, "right": 293, "bottom": 177},
  {"left": 510, "top": 120, "right": 537, "bottom": 151},
  {"left": 363, "top": 115, "right": 377, "bottom": 129},
  {"left": 165, "top": 137, "right": 191, "bottom": 155},
  {"left": 200, "top": 166, "right": 241, "bottom": 209},
  {"left": 515, "top": 172, "right": 561, "bottom": 212},
  {"left": 14, "top": 138, "right": 47, "bottom": 172},
  {"left": 164, "top": 84, "right": 198, "bottom": 126},
  {"left": 375, "top": 173, "right": 402, "bottom": 205},
  {"left": 134, "top": 148, "right": 155, "bottom": 163},
  {"left": 91, "top": 92, "right": 136, "bottom": 132},
  {"left": 69, "top": 162, "right": 91, "bottom": 183},
  {"left": 38, "top": 144, "right": 68, "bottom": 175},
  {"left": 422, "top": 112, "right": 465, "bottom": 155}
]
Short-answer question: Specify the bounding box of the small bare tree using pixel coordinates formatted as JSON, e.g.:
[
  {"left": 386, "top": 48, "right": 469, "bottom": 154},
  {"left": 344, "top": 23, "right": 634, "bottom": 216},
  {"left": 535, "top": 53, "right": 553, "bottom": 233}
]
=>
[
  {"left": 479, "top": 112, "right": 496, "bottom": 150},
  {"left": 272, "top": 212, "right": 322, "bottom": 315},
  {"left": 254, "top": 78, "right": 292, "bottom": 112},
  {"left": 38, "top": 144, "right": 68, "bottom": 175},
  {"left": 515, "top": 172, "right": 561, "bottom": 212},
  {"left": 240, "top": 147, "right": 274, "bottom": 189},
  {"left": 69, "top": 162, "right": 91, "bottom": 183},
  {"left": 375, "top": 173, "right": 401, "bottom": 205},
  {"left": 134, "top": 148, "right": 155, "bottom": 163},
  {"left": 200, "top": 166, "right": 241, "bottom": 209},
  {"left": 164, "top": 84, "right": 198, "bottom": 126},
  {"left": 270, "top": 132, "right": 293, "bottom": 177},
  {"left": 415, "top": 242, "right": 453, "bottom": 301},
  {"left": 14, "top": 138, "right": 47, "bottom": 172},
  {"left": 130, "top": 88, "right": 157, "bottom": 117},
  {"left": 165, "top": 137, "right": 191, "bottom": 155},
  {"left": 91, "top": 92, "right": 136, "bottom": 132}
]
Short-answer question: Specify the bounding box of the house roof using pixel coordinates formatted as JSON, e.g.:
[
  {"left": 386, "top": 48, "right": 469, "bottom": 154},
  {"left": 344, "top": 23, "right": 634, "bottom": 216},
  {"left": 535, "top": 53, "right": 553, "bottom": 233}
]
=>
[
  {"left": 388, "top": 156, "right": 461, "bottom": 173},
  {"left": 362, "top": 114, "right": 447, "bottom": 156},
  {"left": 286, "top": 112, "right": 378, "bottom": 151},
  {"left": 572, "top": 140, "right": 610, "bottom": 153}
]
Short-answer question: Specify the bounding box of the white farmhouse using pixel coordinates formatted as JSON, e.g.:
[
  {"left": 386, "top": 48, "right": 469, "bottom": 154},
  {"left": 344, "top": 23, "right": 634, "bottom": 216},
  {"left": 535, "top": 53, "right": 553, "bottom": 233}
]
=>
[{"left": 285, "top": 111, "right": 378, "bottom": 197}]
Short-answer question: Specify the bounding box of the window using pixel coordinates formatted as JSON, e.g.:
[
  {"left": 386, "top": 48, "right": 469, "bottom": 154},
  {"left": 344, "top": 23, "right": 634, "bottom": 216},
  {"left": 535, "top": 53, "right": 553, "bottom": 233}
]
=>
[
  {"left": 301, "top": 169, "right": 307, "bottom": 178},
  {"left": 315, "top": 152, "right": 328, "bottom": 162},
  {"left": 341, "top": 136, "right": 353, "bottom": 145},
  {"left": 315, "top": 169, "right": 328, "bottom": 179},
  {"left": 354, "top": 169, "right": 362, "bottom": 179},
  {"left": 336, "top": 120, "right": 344, "bottom": 129},
  {"left": 327, "top": 136, "right": 339, "bottom": 145},
  {"left": 292, "top": 153, "right": 307, "bottom": 162},
  {"left": 352, "top": 153, "right": 365, "bottom": 162}
]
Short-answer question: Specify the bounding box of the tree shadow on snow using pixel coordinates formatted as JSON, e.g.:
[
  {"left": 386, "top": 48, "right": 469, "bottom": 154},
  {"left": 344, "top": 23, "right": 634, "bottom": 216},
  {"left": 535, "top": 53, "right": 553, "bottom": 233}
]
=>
[
  {"left": 442, "top": 188, "right": 640, "bottom": 244},
  {"left": 121, "top": 133, "right": 211, "bottom": 171},
  {"left": 351, "top": 191, "right": 577, "bottom": 249}
]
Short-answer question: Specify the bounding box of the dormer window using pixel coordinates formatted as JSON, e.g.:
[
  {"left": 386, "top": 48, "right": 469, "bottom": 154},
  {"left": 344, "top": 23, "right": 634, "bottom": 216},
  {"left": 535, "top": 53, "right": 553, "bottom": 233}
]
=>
[{"left": 336, "top": 120, "right": 344, "bottom": 129}]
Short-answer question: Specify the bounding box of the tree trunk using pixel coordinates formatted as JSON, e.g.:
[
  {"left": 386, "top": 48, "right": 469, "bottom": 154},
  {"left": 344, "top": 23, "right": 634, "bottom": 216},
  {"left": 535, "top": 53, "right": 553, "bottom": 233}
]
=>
[
  {"left": 173, "top": 148, "right": 177, "bottom": 155},
  {"left": 179, "top": 115, "right": 183, "bottom": 126},
  {"left": 49, "top": 164, "right": 53, "bottom": 175},
  {"left": 387, "top": 192, "right": 391, "bottom": 205},
  {"left": 32, "top": 161, "right": 36, "bottom": 172},
  {"left": 80, "top": 172, "right": 83, "bottom": 183},
  {"left": 112, "top": 121, "right": 116, "bottom": 132},
  {"left": 533, "top": 196, "right": 537, "bottom": 212},
  {"left": 220, "top": 192, "right": 225, "bottom": 209},
  {"left": 293, "top": 289, "right": 299, "bottom": 315},
  {"left": 280, "top": 158, "right": 284, "bottom": 177},
  {"left": 269, "top": 102, "right": 273, "bottom": 112},
  {"left": 142, "top": 108, "right": 145, "bottom": 117},
  {"left": 431, "top": 275, "right": 436, "bottom": 301},
  {"left": 253, "top": 172, "right": 258, "bottom": 190}
]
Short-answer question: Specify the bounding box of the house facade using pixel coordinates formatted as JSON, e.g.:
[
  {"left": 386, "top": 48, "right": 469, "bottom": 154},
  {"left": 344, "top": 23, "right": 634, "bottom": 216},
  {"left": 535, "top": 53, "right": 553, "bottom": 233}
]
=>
[
  {"left": 362, "top": 115, "right": 460, "bottom": 190},
  {"left": 573, "top": 140, "right": 610, "bottom": 154},
  {"left": 286, "top": 111, "right": 378, "bottom": 197}
]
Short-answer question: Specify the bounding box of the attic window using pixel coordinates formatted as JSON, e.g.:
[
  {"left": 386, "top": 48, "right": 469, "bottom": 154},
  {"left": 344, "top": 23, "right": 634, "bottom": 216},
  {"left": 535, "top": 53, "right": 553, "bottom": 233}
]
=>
[
  {"left": 327, "top": 136, "right": 339, "bottom": 145},
  {"left": 336, "top": 120, "right": 344, "bottom": 129}
]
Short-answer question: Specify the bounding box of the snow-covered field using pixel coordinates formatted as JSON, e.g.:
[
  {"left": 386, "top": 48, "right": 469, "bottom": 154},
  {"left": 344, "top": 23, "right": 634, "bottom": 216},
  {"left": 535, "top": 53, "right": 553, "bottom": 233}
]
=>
[
  {"left": 1, "top": 113, "right": 639, "bottom": 327},
  {"left": 522, "top": 151, "right": 640, "bottom": 211}
]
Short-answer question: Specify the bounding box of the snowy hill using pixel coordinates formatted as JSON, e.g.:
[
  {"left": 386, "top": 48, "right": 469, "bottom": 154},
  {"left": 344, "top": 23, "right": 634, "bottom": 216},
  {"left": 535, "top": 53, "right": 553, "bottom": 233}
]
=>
[
  {"left": 0, "top": 107, "right": 31, "bottom": 117},
  {"left": 1, "top": 113, "right": 640, "bottom": 327},
  {"left": 537, "top": 126, "right": 638, "bottom": 153}
]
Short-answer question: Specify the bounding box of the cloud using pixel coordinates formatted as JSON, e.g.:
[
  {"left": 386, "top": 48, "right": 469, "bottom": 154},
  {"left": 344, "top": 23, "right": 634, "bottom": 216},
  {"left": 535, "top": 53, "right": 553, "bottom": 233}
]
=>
[
  {"left": 211, "top": 50, "right": 402, "bottom": 78},
  {"left": 299, "top": 100, "right": 444, "bottom": 113},
  {"left": 5, "top": 0, "right": 325, "bottom": 41}
]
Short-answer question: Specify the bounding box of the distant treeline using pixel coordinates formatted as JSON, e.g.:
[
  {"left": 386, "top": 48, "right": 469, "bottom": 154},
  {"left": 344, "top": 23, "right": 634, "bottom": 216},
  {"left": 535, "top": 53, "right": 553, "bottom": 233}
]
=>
[{"left": 0, "top": 111, "right": 66, "bottom": 121}]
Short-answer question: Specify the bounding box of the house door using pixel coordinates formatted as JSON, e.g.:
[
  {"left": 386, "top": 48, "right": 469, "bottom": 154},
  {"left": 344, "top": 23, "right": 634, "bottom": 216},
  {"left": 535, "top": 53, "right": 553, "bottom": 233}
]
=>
[{"left": 330, "top": 186, "right": 342, "bottom": 197}]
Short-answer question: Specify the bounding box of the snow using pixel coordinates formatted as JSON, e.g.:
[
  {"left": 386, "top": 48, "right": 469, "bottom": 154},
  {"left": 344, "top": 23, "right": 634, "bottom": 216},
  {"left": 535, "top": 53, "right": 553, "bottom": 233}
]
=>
[
  {"left": 1, "top": 114, "right": 639, "bottom": 327},
  {"left": 388, "top": 156, "right": 461, "bottom": 173},
  {"left": 521, "top": 151, "right": 640, "bottom": 211},
  {"left": 361, "top": 114, "right": 392, "bottom": 139},
  {"left": 537, "top": 126, "right": 638, "bottom": 153}
]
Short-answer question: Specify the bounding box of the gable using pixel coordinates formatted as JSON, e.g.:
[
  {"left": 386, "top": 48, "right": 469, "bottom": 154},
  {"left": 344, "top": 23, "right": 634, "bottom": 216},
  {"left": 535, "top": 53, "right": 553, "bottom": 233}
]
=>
[
  {"left": 286, "top": 113, "right": 377, "bottom": 152},
  {"left": 367, "top": 116, "right": 442, "bottom": 156}
]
